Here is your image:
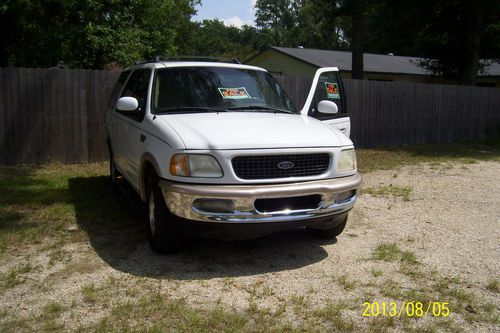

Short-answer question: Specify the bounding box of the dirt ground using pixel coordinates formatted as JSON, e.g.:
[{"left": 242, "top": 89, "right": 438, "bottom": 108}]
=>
[{"left": 1, "top": 161, "right": 499, "bottom": 332}]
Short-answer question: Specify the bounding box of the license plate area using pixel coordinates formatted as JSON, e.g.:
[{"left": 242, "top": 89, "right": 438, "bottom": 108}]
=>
[{"left": 254, "top": 194, "right": 322, "bottom": 214}]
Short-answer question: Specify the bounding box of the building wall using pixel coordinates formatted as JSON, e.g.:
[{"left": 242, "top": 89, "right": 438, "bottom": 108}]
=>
[{"left": 245, "top": 49, "right": 318, "bottom": 77}]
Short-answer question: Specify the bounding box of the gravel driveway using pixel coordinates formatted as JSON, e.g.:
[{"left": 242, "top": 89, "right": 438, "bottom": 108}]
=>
[{"left": 1, "top": 160, "right": 499, "bottom": 332}]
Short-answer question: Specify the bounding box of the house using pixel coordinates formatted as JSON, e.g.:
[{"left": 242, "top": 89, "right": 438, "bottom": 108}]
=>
[{"left": 245, "top": 46, "right": 500, "bottom": 87}]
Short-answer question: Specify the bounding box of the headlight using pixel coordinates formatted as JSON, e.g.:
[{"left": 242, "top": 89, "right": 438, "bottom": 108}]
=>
[
  {"left": 170, "top": 154, "right": 223, "bottom": 178},
  {"left": 338, "top": 149, "right": 357, "bottom": 172}
]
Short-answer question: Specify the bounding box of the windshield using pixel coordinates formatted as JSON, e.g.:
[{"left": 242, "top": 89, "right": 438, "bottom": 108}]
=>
[{"left": 152, "top": 67, "right": 297, "bottom": 113}]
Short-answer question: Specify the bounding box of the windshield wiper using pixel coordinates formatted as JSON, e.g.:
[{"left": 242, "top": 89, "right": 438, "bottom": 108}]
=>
[
  {"left": 154, "top": 106, "right": 228, "bottom": 114},
  {"left": 226, "top": 105, "right": 294, "bottom": 114}
]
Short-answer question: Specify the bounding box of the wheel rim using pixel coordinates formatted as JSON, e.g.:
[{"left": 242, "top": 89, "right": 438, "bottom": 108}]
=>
[{"left": 148, "top": 192, "right": 156, "bottom": 236}]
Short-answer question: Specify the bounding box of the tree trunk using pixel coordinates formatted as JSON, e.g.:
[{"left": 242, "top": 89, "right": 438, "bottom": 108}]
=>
[
  {"left": 458, "top": 1, "right": 482, "bottom": 85},
  {"left": 351, "top": 0, "right": 364, "bottom": 80}
]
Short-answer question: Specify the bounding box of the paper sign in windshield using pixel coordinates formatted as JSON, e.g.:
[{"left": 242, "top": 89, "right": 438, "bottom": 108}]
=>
[
  {"left": 325, "top": 82, "right": 340, "bottom": 99},
  {"left": 218, "top": 87, "right": 251, "bottom": 99}
]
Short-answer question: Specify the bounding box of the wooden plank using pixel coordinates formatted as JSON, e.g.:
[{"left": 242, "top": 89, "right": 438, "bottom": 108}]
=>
[
  {"left": 33, "top": 69, "right": 45, "bottom": 164},
  {"left": 9, "top": 68, "right": 20, "bottom": 164},
  {"left": 66, "top": 70, "right": 75, "bottom": 163},
  {"left": 0, "top": 69, "right": 6, "bottom": 164},
  {"left": 86, "top": 70, "right": 96, "bottom": 162},
  {"left": 42, "top": 69, "right": 52, "bottom": 164},
  {"left": 25, "top": 68, "right": 38, "bottom": 164},
  {"left": 79, "top": 70, "right": 89, "bottom": 163},
  {"left": 71, "top": 69, "right": 80, "bottom": 163}
]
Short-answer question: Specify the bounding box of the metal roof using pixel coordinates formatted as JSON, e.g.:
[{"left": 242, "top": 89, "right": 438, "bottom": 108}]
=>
[{"left": 268, "top": 46, "right": 500, "bottom": 77}]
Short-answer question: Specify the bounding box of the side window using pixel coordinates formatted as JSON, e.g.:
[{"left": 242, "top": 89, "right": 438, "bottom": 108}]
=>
[
  {"left": 107, "top": 70, "right": 130, "bottom": 108},
  {"left": 119, "top": 68, "right": 152, "bottom": 120},
  {"left": 308, "top": 71, "right": 347, "bottom": 120}
]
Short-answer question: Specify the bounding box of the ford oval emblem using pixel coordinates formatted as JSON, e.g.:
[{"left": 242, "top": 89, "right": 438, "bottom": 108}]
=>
[{"left": 277, "top": 161, "right": 294, "bottom": 170}]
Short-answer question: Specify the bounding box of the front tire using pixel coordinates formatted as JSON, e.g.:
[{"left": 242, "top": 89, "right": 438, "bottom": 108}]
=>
[
  {"left": 309, "top": 215, "right": 348, "bottom": 239},
  {"left": 109, "top": 151, "right": 121, "bottom": 190},
  {"left": 146, "top": 174, "right": 183, "bottom": 254}
]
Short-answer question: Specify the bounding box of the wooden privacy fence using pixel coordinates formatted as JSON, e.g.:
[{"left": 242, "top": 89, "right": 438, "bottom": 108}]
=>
[
  {"left": 274, "top": 75, "right": 500, "bottom": 148},
  {"left": 0, "top": 68, "right": 119, "bottom": 165},
  {"left": 0, "top": 67, "right": 499, "bottom": 165}
]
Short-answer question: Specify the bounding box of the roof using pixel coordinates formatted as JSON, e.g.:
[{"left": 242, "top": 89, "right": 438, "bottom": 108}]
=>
[{"left": 258, "top": 46, "right": 500, "bottom": 77}]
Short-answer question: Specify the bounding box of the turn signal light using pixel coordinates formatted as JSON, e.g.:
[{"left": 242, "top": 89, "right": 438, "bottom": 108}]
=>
[{"left": 170, "top": 154, "right": 189, "bottom": 176}]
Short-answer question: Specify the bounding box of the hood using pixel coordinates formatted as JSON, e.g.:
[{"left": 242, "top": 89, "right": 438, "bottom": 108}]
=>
[{"left": 157, "top": 112, "right": 352, "bottom": 150}]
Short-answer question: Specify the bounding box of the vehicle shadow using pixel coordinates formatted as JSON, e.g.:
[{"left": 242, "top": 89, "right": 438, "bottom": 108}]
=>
[{"left": 69, "top": 176, "right": 333, "bottom": 280}]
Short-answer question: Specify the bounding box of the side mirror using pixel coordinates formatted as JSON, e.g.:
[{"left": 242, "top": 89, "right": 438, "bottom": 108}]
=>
[
  {"left": 317, "top": 100, "right": 338, "bottom": 114},
  {"left": 116, "top": 96, "right": 139, "bottom": 112}
]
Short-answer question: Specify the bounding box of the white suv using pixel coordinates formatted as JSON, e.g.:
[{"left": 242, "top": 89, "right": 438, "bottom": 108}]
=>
[{"left": 106, "top": 58, "right": 361, "bottom": 253}]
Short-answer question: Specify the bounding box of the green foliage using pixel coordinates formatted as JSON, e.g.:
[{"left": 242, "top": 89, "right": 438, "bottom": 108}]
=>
[
  {"left": 178, "top": 19, "right": 264, "bottom": 61},
  {"left": 0, "top": 0, "right": 199, "bottom": 68},
  {"left": 372, "top": 243, "right": 400, "bottom": 262},
  {"left": 361, "top": 0, "right": 500, "bottom": 81},
  {"left": 1, "top": 0, "right": 498, "bottom": 80}
]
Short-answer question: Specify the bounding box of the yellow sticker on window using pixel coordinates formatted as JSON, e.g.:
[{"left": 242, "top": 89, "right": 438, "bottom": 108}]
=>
[
  {"left": 325, "top": 82, "right": 340, "bottom": 99},
  {"left": 218, "top": 87, "right": 251, "bottom": 99}
]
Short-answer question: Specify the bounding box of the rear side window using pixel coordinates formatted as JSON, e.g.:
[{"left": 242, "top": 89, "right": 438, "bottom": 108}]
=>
[
  {"left": 308, "top": 71, "right": 347, "bottom": 120},
  {"left": 107, "top": 71, "right": 130, "bottom": 108},
  {"left": 120, "top": 69, "right": 152, "bottom": 113}
]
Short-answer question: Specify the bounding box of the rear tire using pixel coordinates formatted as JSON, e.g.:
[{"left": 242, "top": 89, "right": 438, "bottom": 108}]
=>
[
  {"left": 309, "top": 216, "right": 348, "bottom": 239},
  {"left": 146, "top": 173, "right": 183, "bottom": 254}
]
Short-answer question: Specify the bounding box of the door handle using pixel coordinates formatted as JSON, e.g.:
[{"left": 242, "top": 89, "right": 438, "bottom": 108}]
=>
[{"left": 140, "top": 134, "right": 146, "bottom": 142}]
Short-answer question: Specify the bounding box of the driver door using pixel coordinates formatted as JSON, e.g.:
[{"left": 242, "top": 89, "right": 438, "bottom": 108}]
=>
[{"left": 301, "top": 67, "right": 350, "bottom": 137}]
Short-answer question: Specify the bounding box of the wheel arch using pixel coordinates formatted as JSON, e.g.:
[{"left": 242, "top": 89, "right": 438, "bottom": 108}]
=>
[{"left": 140, "top": 153, "right": 162, "bottom": 202}]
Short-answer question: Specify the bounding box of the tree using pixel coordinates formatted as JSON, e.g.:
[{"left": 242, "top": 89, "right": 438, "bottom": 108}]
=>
[
  {"left": 414, "top": 0, "right": 499, "bottom": 85},
  {"left": 255, "top": 0, "right": 304, "bottom": 47},
  {"left": 177, "top": 20, "right": 263, "bottom": 61},
  {"left": 297, "top": 0, "right": 349, "bottom": 50},
  {"left": 348, "top": 0, "right": 364, "bottom": 79},
  {"left": 0, "top": 0, "right": 199, "bottom": 69},
  {"left": 361, "top": 0, "right": 500, "bottom": 85}
]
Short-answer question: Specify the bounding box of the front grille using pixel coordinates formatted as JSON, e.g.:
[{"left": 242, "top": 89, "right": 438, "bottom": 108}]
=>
[{"left": 232, "top": 153, "right": 331, "bottom": 180}]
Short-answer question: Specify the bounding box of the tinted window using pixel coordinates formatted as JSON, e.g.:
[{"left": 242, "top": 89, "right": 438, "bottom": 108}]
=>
[
  {"left": 152, "top": 67, "right": 296, "bottom": 113},
  {"left": 120, "top": 69, "right": 152, "bottom": 114},
  {"left": 308, "top": 71, "right": 347, "bottom": 120},
  {"left": 107, "top": 70, "right": 130, "bottom": 108}
]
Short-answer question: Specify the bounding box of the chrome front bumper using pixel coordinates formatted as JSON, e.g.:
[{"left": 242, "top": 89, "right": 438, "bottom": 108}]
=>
[{"left": 159, "top": 173, "right": 362, "bottom": 224}]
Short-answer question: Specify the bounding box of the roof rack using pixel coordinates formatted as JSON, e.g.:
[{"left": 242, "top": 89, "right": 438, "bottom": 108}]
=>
[{"left": 134, "top": 56, "right": 241, "bottom": 65}]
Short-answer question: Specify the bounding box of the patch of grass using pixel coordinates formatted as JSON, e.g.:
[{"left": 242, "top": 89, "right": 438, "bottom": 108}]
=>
[
  {"left": 82, "top": 283, "right": 98, "bottom": 303},
  {"left": 371, "top": 269, "right": 383, "bottom": 277},
  {"left": 48, "top": 247, "right": 71, "bottom": 266},
  {"left": 369, "top": 316, "right": 396, "bottom": 333},
  {"left": 372, "top": 243, "right": 400, "bottom": 262},
  {"left": 486, "top": 279, "right": 499, "bottom": 293},
  {"left": 380, "top": 279, "right": 403, "bottom": 299},
  {"left": 312, "top": 301, "right": 355, "bottom": 332},
  {"left": 432, "top": 276, "right": 460, "bottom": 293},
  {"left": 338, "top": 274, "right": 357, "bottom": 291},
  {"left": 405, "top": 321, "right": 446, "bottom": 333},
  {"left": 356, "top": 139, "right": 500, "bottom": 173},
  {"left": 0, "top": 163, "right": 142, "bottom": 256},
  {"left": 364, "top": 184, "right": 413, "bottom": 201},
  {"left": 95, "top": 293, "right": 249, "bottom": 332},
  {"left": 43, "top": 301, "right": 62, "bottom": 319},
  {"left": 478, "top": 303, "right": 499, "bottom": 324},
  {"left": 445, "top": 288, "right": 477, "bottom": 316},
  {"left": 0, "top": 263, "right": 32, "bottom": 290},
  {"left": 401, "top": 250, "right": 418, "bottom": 265},
  {"left": 290, "top": 293, "right": 309, "bottom": 313}
]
